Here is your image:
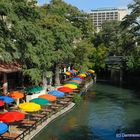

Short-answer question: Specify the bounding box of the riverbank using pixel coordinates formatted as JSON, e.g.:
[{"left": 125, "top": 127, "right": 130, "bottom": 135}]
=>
[
  {"left": 25, "top": 78, "right": 94, "bottom": 140},
  {"left": 0, "top": 76, "right": 94, "bottom": 140},
  {"left": 24, "top": 102, "right": 75, "bottom": 140}
]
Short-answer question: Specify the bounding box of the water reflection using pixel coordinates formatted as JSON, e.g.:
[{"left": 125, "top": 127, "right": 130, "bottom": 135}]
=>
[
  {"left": 33, "top": 83, "right": 140, "bottom": 140},
  {"left": 60, "top": 125, "right": 96, "bottom": 140}
]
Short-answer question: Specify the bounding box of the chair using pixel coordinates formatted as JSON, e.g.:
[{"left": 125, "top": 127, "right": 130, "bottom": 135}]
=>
[{"left": 1, "top": 132, "right": 19, "bottom": 139}]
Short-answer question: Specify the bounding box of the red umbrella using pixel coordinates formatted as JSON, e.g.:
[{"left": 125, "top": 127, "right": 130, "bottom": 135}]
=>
[
  {"left": 0, "top": 101, "right": 4, "bottom": 107},
  {"left": 57, "top": 87, "right": 72, "bottom": 93},
  {"left": 76, "top": 76, "right": 84, "bottom": 80},
  {"left": 0, "top": 111, "right": 25, "bottom": 123}
]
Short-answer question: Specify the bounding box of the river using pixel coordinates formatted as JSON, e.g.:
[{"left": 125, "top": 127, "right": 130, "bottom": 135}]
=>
[{"left": 33, "top": 82, "right": 140, "bottom": 140}]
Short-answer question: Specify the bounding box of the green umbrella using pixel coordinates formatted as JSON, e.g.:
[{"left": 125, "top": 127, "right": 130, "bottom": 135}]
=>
[
  {"left": 29, "top": 98, "right": 49, "bottom": 105},
  {"left": 25, "top": 86, "right": 43, "bottom": 93},
  {"left": 66, "top": 82, "right": 79, "bottom": 86}
]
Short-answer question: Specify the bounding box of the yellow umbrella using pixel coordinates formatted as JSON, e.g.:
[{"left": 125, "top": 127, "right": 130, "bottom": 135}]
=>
[
  {"left": 64, "top": 84, "right": 77, "bottom": 89},
  {"left": 64, "top": 72, "right": 71, "bottom": 75},
  {"left": 87, "top": 70, "right": 95, "bottom": 74},
  {"left": 18, "top": 102, "right": 41, "bottom": 112},
  {"left": 78, "top": 73, "right": 86, "bottom": 77}
]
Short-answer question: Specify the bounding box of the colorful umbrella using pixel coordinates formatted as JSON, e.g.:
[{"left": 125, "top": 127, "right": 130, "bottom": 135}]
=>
[
  {"left": 0, "top": 123, "right": 8, "bottom": 135},
  {"left": 9, "top": 91, "right": 24, "bottom": 99},
  {"left": 78, "top": 73, "right": 86, "bottom": 77},
  {"left": 64, "top": 71, "right": 71, "bottom": 76},
  {"left": 38, "top": 94, "right": 57, "bottom": 102},
  {"left": 71, "top": 77, "right": 82, "bottom": 81},
  {"left": 48, "top": 90, "right": 65, "bottom": 98},
  {"left": 18, "top": 102, "right": 41, "bottom": 112},
  {"left": 68, "top": 70, "right": 77, "bottom": 75},
  {"left": 70, "top": 80, "right": 81, "bottom": 84},
  {"left": 57, "top": 87, "right": 73, "bottom": 93},
  {"left": 29, "top": 98, "right": 49, "bottom": 105},
  {"left": 0, "top": 101, "right": 4, "bottom": 107},
  {"left": 66, "top": 82, "right": 79, "bottom": 86},
  {"left": 76, "top": 76, "right": 84, "bottom": 80},
  {"left": 25, "top": 86, "right": 43, "bottom": 94},
  {"left": 72, "top": 69, "right": 77, "bottom": 73},
  {"left": 0, "top": 96, "right": 14, "bottom": 104},
  {"left": 64, "top": 84, "right": 77, "bottom": 89},
  {"left": 87, "top": 69, "right": 95, "bottom": 74},
  {"left": 0, "top": 111, "right": 25, "bottom": 123},
  {"left": 68, "top": 70, "right": 74, "bottom": 74}
]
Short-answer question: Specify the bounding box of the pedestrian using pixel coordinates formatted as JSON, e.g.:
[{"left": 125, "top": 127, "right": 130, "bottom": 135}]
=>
[
  {"left": 94, "top": 74, "right": 97, "bottom": 83},
  {"left": 1, "top": 80, "right": 8, "bottom": 96}
]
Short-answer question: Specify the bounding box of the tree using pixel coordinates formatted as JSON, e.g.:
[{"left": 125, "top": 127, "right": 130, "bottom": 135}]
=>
[
  {"left": 73, "top": 40, "right": 96, "bottom": 72},
  {"left": 121, "top": 0, "right": 140, "bottom": 69},
  {"left": 41, "top": 0, "right": 81, "bottom": 86},
  {"left": 121, "top": 0, "right": 140, "bottom": 36},
  {"left": 0, "top": 0, "right": 18, "bottom": 62},
  {"left": 94, "top": 21, "right": 124, "bottom": 56},
  {"left": 91, "top": 44, "right": 107, "bottom": 70},
  {"left": 94, "top": 18, "right": 140, "bottom": 68},
  {"left": 0, "top": 0, "right": 55, "bottom": 84}
]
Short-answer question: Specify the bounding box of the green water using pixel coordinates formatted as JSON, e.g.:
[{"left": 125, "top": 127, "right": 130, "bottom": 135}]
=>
[{"left": 33, "top": 83, "right": 140, "bottom": 140}]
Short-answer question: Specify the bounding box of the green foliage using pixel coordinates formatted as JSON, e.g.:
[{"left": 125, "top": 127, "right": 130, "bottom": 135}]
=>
[
  {"left": 23, "top": 68, "right": 41, "bottom": 84},
  {"left": 73, "top": 40, "right": 96, "bottom": 72},
  {"left": 0, "top": 0, "right": 55, "bottom": 83},
  {"left": 95, "top": 21, "right": 123, "bottom": 56},
  {"left": 125, "top": 56, "right": 135, "bottom": 69},
  {"left": 73, "top": 94, "right": 82, "bottom": 104},
  {"left": 121, "top": 0, "right": 140, "bottom": 36},
  {"left": 92, "top": 44, "right": 107, "bottom": 69},
  {"left": 44, "top": 0, "right": 81, "bottom": 63},
  {"left": 41, "top": 0, "right": 96, "bottom": 85},
  {"left": 93, "top": 11, "right": 140, "bottom": 70},
  {"left": 121, "top": 0, "right": 140, "bottom": 70},
  {"left": 0, "top": 0, "right": 97, "bottom": 85}
]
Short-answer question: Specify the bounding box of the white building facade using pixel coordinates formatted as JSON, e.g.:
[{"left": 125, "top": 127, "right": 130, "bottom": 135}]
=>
[{"left": 90, "top": 8, "right": 128, "bottom": 32}]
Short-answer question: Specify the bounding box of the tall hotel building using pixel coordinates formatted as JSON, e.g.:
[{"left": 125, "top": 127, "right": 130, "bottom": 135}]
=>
[{"left": 90, "top": 8, "right": 127, "bottom": 32}]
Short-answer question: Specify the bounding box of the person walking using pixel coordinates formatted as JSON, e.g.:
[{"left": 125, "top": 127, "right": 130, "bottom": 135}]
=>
[
  {"left": 94, "top": 74, "right": 97, "bottom": 83},
  {"left": 0, "top": 80, "right": 8, "bottom": 95}
]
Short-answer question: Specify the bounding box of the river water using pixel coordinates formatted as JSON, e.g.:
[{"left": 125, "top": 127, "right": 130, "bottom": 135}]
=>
[{"left": 33, "top": 82, "right": 140, "bottom": 140}]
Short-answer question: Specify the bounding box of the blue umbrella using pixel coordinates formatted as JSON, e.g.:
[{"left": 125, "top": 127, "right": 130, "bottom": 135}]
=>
[
  {"left": 0, "top": 96, "right": 14, "bottom": 104},
  {"left": 71, "top": 77, "right": 82, "bottom": 81},
  {"left": 0, "top": 122, "right": 8, "bottom": 134},
  {"left": 69, "top": 70, "right": 76, "bottom": 76},
  {"left": 48, "top": 90, "right": 65, "bottom": 98},
  {"left": 69, "top": 70, "right": 73, "bottom": 73},
  {"left": 68, "top": 70, "right": 75, "bottom": 74}
]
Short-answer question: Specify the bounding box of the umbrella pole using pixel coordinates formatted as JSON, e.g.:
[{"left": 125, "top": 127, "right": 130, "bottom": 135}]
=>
[
  {"left": 4, "top": 104, "right": 8, "bottom": 111},
  {"left": 8, "top": 124, "right": 11, "bottom": 136},
  {"left": 17, "top": 99, "right": 19, "bottom": 106}
]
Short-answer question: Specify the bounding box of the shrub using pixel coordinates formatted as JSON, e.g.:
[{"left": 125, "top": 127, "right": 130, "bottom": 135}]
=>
[{"left": 73, "top": 94, "right": 82, "bottom": 105}]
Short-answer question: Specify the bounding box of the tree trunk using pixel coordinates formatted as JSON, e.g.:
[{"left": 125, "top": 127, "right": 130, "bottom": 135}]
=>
[
  {"left": 54, "top": 63, "right": 60, "bottom": 86},
  {"left": 42, "top": 72, "right": 47, "bottom": 91}
]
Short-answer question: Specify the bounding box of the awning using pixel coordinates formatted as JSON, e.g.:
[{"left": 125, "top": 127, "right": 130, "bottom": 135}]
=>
[{"left": 0, "top": 63, "right": 21, "bottom": 73}]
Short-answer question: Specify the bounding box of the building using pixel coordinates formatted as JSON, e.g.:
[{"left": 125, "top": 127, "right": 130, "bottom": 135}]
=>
[
  {"left": 0, "top": 63, "right": 22, "bottom": 94},
  {"left": 90, "top": 8, "right": 127, "bottom": 32}
]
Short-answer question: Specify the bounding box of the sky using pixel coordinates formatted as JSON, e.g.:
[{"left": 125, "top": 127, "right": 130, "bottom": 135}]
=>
[{"left": 37, "top": 0, "right": 134, "bottom": 12}]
